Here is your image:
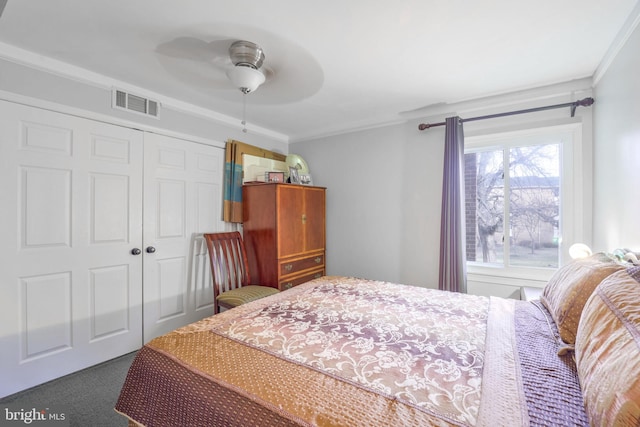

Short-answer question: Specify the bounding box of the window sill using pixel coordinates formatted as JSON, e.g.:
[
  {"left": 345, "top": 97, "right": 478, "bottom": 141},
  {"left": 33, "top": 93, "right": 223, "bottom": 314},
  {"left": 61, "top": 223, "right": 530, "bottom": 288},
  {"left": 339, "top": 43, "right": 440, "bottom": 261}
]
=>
[
  {"left": 467, "top": 264, "right": 551, "bottom": 299},
  {"left": 467, "top": 263, "right": 555, "bottom": 283}
]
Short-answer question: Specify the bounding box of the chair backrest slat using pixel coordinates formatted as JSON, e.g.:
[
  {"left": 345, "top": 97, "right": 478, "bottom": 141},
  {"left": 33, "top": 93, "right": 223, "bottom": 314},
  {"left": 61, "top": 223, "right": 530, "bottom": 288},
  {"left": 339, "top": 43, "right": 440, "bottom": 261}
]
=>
[{"left": 203, "top": 231, "right": 252, "bottom": 313}]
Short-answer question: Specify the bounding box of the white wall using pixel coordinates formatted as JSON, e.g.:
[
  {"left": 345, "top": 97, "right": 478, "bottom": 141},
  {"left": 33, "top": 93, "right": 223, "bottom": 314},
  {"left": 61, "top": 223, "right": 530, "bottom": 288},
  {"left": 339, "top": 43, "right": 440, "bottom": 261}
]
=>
[
  {"left": 592, "top": 16, "right": 640, "bottom": 253},
  {"left": 292, "top": 81, "right": 595, "bottom": 290},
  {"left": 290, "top": 123, "right": 444, "bottom": 286}
]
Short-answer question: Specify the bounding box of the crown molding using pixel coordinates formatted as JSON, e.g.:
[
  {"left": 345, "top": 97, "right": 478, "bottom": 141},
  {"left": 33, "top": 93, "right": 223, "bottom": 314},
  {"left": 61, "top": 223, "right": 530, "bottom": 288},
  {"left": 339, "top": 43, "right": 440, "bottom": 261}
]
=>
[
  {"left": 593, "top": 2, "right": 640, "bottom": 85},
  {"left": 401, "top": 78, "right": 593, "bottom": 122},
  {"left": 0, "top": 41, "right": 289, "bottom": 143},
  {"left": 289, "top": 116, "right": 407, "bottom": 143},
  {"left": 0, "top": 88, "right": 229, "bottom": 149}
]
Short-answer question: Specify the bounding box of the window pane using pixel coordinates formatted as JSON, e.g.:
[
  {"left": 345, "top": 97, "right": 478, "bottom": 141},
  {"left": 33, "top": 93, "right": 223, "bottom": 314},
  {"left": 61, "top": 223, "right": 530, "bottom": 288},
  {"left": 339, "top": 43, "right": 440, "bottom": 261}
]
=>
[
  {"left": 465, "top": 150, "right": 504, "bottom": 265},
  {"left": 508, "top": 144, "right": 560, "bottom": 268}
]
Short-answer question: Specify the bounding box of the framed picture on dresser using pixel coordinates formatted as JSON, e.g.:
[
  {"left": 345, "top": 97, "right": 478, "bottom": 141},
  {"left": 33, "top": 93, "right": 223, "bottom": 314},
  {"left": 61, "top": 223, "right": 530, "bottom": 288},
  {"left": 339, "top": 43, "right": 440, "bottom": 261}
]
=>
[
  {"left": 299, "top": 174, "right": 313, "bottom": 185},
  {"left": 266, "top": 171, "right": 285, "bottom": 183},
  {"left": 288, "top": 166, "right": 300, "bottom": 183}
]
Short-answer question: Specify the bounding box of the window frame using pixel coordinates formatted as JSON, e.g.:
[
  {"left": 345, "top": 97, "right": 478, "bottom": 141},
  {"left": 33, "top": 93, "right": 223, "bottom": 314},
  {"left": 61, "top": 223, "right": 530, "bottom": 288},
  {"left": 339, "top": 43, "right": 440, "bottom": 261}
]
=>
[{"left": 464, "top": 123, "right": 583, "bottom": 283}]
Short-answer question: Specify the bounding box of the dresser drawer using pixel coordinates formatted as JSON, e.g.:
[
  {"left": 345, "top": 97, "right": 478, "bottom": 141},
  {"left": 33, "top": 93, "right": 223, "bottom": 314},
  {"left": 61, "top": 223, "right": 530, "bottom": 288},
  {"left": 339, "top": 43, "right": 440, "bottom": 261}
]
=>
[
  {"left": 279, "top": 268, "right": 325, "bottom": 290},
  {"left": 279, "top": 253, "right": 324, "bottom": 276}
]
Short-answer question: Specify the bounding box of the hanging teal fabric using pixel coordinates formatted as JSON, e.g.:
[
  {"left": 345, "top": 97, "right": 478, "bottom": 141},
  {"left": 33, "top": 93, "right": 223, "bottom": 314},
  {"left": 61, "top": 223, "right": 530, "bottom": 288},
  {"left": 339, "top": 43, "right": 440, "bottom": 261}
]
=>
[
  {"left": 223, "top": 141, "right": 244, "bottom": 223},
  {"left": 223, "top": 140, "right": 287, "bottom": 223}
]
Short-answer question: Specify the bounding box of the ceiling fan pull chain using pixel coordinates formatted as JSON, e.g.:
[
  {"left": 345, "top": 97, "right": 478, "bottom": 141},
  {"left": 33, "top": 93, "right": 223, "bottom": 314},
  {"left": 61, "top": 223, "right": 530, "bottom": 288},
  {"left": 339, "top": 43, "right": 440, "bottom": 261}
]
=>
[{"left": 241, "top": 92, "right": 247, "bottom": 133}]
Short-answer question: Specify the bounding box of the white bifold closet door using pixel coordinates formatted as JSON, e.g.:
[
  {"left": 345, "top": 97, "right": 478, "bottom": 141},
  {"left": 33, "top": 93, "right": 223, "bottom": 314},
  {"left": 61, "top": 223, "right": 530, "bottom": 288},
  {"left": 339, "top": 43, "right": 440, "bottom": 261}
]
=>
[
  {"left": 0, "top": 100, "right": 223, "bottom": 397},
  {"left": 141, "top": 132, "right": 222, "bottom": 341}
]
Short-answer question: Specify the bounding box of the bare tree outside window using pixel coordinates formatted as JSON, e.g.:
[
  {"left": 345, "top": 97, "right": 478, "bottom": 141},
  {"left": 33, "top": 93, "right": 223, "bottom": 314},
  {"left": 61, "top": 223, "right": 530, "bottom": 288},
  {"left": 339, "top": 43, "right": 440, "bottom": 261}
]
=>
[
  {"left": 475, "top": 150, "right": 503, "bottom": 263},
  {"left": 465, "top": 143, "right": 560, "bottom": 269}
]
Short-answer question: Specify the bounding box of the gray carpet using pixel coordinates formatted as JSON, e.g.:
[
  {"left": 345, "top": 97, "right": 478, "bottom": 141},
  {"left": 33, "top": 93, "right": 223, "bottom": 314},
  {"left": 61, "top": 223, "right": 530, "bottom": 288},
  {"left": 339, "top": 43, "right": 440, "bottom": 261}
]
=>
[{"left": 0, "top": 351, "right": 137, "bottom": 426}]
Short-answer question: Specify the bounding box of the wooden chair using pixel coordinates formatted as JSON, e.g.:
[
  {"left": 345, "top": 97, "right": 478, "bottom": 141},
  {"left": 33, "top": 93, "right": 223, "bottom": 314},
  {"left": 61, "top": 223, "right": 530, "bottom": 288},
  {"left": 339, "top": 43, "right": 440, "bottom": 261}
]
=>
[{"left": 203, "top": 231, "right": 279, "bottom": 314}]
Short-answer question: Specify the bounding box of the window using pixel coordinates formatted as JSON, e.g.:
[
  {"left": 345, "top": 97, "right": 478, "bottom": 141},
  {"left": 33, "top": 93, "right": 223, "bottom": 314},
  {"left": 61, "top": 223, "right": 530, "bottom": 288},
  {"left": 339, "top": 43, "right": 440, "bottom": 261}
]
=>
[{"left": 465, "top": 125, "right": 580, "bottom": 276}]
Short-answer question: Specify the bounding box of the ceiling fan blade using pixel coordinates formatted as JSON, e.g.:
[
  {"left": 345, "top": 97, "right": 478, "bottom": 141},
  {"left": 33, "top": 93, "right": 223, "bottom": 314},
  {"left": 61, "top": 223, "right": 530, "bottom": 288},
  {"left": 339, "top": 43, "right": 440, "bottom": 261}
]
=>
[
  {"left": 155, "top": 37, "right": 237, "bottom": 94},
  {"left": 156, "top": 37, "right": 235, "bottom": 69},
  {"left": 0, "top": 0, "right": 8, "bottom": 19}
]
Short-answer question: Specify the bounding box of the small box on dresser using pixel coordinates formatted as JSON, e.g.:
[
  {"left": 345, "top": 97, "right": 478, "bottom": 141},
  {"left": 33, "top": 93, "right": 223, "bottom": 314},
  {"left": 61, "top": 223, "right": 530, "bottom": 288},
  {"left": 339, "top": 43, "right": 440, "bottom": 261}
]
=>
[{"left": 243, "top": 182, "right": 326, "bottom": 290}]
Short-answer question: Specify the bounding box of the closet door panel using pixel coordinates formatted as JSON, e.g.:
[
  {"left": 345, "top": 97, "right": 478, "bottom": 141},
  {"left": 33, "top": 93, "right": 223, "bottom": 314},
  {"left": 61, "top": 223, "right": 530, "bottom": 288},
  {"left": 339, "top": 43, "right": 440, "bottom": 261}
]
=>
[
  {"left": 21, "top": 272, "right": 72, "bottom": 358},
  {"left": 89, "top": 264, "right": 131, "bottom": 339},
  {"left": 90, "top": 173, "right": 130, "bottom": 243},
  {"left": 0, "top": 101, "right": 144, "bottom": 398},
  {"left": 21, "top": 166, "right": 72, "bottom": 247},
  {"left": 142, "top": 133, "right": 224, "bottom": 342}
]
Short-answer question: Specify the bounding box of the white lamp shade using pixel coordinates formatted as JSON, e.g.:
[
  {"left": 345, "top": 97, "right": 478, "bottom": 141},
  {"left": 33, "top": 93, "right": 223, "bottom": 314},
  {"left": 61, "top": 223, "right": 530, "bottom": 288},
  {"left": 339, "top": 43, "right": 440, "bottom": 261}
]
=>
[
  {"left": 226, "top": 66, "right": 265, "bottom": 94},
  {"left": 569, "top": 243, "right": 592, "bottom": 259}
]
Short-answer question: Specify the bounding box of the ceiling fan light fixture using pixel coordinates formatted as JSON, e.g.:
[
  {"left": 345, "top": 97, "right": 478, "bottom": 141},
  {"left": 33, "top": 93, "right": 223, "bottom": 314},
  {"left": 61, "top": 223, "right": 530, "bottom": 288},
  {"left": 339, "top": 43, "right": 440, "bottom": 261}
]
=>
[
  {"left": 227, "top": 40, "right": 266, "bottom": 94},
  {"left": 226, "top": 65, "right": 266, "bottom": 94}
]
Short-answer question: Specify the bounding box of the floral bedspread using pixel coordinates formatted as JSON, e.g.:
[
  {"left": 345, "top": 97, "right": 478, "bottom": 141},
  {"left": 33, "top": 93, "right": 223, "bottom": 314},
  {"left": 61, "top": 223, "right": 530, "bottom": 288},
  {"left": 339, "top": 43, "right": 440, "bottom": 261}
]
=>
[
  {"left": 117, "top": 276, "right": 585, "bottom": 426},
  {"left": 212, "top": 277, "right": 490, "bottom": 425}
]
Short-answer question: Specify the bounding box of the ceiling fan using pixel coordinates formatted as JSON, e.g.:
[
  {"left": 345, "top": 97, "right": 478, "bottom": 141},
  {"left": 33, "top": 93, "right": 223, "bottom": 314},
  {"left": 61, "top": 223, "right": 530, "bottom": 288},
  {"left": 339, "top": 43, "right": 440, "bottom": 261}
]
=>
[
  {"left": 155, "top": 32, "right": 323, "bottom": 104},
  {"left": 226, "top": 40, "right": 266, "bottom": 95}
]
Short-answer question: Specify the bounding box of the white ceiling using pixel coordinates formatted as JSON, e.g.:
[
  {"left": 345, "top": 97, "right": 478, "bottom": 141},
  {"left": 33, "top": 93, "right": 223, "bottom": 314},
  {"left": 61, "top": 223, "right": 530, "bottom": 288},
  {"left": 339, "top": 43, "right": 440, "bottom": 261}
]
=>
[{"left": 0, "top": 0, "right": 637, "bottom": 142}]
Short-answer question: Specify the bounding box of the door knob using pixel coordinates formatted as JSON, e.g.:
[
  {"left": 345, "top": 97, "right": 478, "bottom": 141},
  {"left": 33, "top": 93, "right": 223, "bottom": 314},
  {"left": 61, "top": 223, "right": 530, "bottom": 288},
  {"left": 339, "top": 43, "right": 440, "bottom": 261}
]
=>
[
  {"left": 131, "top": 248, "right": 141, "bottom": 255},
  {"left": 146, "top": 246, "right": 156, "bottom": 253}
]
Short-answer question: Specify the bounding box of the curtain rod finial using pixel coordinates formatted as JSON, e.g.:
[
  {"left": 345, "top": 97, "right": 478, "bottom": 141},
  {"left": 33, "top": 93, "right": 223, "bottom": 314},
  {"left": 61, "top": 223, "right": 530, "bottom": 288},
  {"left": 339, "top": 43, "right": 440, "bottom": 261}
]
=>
[
  {"left": 419, "top": 121, "right": 447, "bottom": 130},
  {"left": 419, "top": 122, "right": 445, "bottom": 130},
  {"left": 577, "top": 97, "right": 595, "bottom": 107},
  {"left": 571, "top": 97, "right": 595, "bottom": 117}
]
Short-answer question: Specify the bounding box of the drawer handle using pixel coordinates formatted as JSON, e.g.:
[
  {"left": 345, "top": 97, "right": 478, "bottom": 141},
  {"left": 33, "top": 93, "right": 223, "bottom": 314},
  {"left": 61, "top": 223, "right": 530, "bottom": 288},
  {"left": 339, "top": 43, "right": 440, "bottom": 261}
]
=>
[
  {"left": 314, "top": 257, "right": 322, "bottom": 264},
  {"left": 302, "top": 214, "right": 307, "bottom": 224},
  {"left": 314, "top": 273, "right": 322, "bottom": 279},
  {"left": 283, "top": 282, "right": 293, "bottom": 289},
  {"left": 284, "top": 264, "right": 293, "bottom": 271}
]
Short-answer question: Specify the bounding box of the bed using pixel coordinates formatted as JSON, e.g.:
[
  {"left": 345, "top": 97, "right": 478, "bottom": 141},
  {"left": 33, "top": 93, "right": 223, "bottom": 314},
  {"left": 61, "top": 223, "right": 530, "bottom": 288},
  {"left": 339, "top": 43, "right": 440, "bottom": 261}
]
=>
[{"left": 115, "top": 254, "right": 640, "bottom": 426}]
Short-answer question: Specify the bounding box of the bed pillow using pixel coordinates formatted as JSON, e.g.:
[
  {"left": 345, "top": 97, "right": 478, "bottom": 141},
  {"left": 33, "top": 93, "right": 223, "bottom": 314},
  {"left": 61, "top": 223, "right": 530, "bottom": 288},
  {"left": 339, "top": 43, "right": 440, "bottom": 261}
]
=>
[
  {"left": 575, "top": 267, "right": 640, "bottom": 427},
  {"left": 541, "top": 253, "right": 624, "bottom": 344}
]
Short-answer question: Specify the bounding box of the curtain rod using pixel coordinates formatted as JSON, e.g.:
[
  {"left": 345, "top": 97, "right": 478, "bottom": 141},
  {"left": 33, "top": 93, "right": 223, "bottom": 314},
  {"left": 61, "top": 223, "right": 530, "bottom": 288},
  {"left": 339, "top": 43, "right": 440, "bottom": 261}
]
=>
[{"left": 418, "top": 97, "right": 594, "bottom": 131}]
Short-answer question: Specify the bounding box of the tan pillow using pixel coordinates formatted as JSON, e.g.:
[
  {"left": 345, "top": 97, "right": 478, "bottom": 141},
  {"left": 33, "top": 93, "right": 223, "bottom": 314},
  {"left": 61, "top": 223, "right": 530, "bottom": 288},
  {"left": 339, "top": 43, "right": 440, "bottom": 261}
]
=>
[
  {"left": 575, "top": 267, "right": 640, "bottom": 427},
  {"left": 541, "top": 253, "right": 624, "bottom": 344}
]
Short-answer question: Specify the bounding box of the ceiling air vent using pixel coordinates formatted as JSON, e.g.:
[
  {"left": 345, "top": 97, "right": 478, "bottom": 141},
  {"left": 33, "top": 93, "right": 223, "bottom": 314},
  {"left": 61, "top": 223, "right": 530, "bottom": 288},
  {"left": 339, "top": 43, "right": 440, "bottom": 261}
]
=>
[{"left": 112, "top": 89, "right": 160, "bottom": 119}]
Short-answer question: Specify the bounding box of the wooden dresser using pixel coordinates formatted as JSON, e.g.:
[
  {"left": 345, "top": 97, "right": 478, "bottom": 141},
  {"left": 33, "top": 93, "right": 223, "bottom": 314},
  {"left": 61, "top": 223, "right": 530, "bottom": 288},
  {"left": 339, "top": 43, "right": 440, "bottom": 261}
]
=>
[{"left": 243, "top": 183, "right": 326, "bottom": 290}]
